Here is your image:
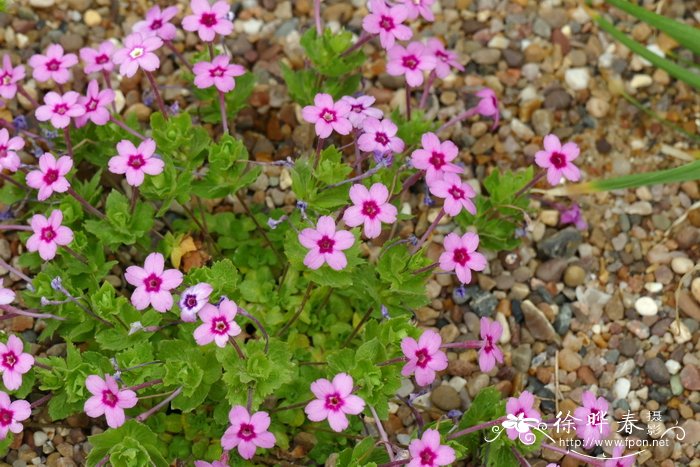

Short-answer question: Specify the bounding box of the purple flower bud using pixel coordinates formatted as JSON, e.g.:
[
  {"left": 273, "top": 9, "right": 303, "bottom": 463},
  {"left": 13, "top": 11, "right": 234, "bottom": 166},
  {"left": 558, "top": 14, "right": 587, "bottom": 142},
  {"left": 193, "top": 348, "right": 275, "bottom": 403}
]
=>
[
  {"left": 447, "top": 409, "right": 462, "bottom": 419},
  {"left": 408, "top": 234, "right": 419, "bottom": 246},
  {"left": 170, "top": 101, "right": 180, "bottom": 115},
  {"left": 50, "top": 276, "right": 63, "bottom": 291},
  {"left": 380, "top": 305, "right": 390, "bottom": 319},
  {"left": 143, "top": 92, "right": 155, "bottom": 107},
  {"left": 12, "top": 115, "right": 28, "bottom": 130},
  {"left": 42, "top": 129, "right": 58, "bottom": 139},
  {"left": 267, "top": 215, "right": 287, "bottom": 230},
  {"left": 296, "top": 200, "right": 308, "bottom": 211},
  {"left": 128, "top": 321, "right": 144, "bottom": 335}
]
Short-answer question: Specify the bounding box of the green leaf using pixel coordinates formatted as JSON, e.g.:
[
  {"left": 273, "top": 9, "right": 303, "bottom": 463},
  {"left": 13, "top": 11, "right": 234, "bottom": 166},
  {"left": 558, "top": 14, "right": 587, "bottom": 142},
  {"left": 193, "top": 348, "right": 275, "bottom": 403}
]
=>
[
  {"left": 300, "top": 28, "right": 366, "bottom": 77},
  {"left": 281, "top": 63, "right": 318, "bottom": 105},
  {"left": 86, "top": 421, "right": 168, "bottom": 467},
  {"left": 84, "top": 191, "right": 155, "bottom": 246},
  {"left": 391, "top": 109, "right": 437, "bottom": 148},
  {"left": 191, "top": 135, "right": 260, "bottom": 199}
]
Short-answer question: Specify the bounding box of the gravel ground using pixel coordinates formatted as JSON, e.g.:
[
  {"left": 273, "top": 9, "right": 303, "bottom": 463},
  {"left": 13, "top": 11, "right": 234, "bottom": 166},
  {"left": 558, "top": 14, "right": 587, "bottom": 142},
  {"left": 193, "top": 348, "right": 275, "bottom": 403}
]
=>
[{"left": 0, "top": 0, "right": 699, "bottom": 466}]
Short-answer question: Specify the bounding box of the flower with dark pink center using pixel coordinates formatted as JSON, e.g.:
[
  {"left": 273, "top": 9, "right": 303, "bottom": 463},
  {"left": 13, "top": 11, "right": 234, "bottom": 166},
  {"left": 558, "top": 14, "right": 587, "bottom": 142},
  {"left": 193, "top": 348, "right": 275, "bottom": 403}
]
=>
[
  {"left": 411, "top": 132, "right": 463, "bottom": 183},
  {"left": 428, "top": 173, "right": 477, "bottom": 216},
  {"left": 343, "top": 183, "right": 397, "bottom": 239},
  {"left": 357, "top": 117, "right": 404, "bottom": 155},
  {"left": 574, "top": 390, "right": 611, "bottom": 449},
  {"left": 28, "top": 44, "right": 78, "bottom": 84},
  {"left": 474, "top": 87, "right": 500, "bottom": 129},
  {"left": 26, "top": 209, "right": 73, "bottom": 261},
  {"left": 0, "top": 129, "right": 24, "bottom": 173},
  {"left": 193, "top": 298, "right": 242, "bottom": 348},
  {"left": 35, "top": 91, "right": 85, "bottom": 129},
  {"left": 438, "top": 232, "right": 487, "bottom": 285},
  {"left": 362, "top": 0, "right": 412, "bottom": 50},
  {"left": 112, "top": 32, "right": 163, "bottom": 78},
  {"left": 386, "top": 42, "right": 436, "bottom": 87},
  {"left": 84, "top": 374, "right": 137, "bottom": 429},
  {"left": 108, "top": 138, "right": 164, "bottom": 187},
  {"left": 407, "top": 429, "right": 455, "bottom": 467},
  {"left": 80, "top": 41, "right": 115, "bottom": 74},
  {"left": 133, "top": 5, "right": 180, "bottom": 41},
  {"left": 25, "top": 153, "right": 73, "bottom": 201},
  {"left": 505, "top": 391, "right": 541, "bottom": 442},
  {"left": 426, "top": 38, "right": 464, "bottom": 79},
  {"left": 534, "top": 134, "right": 581, "bottom": 185},
  {"left": 478, "top": 317, "right": 504, "bottom": 372},
  {"left": 340, "top": 95, "right": 383, "bottom": 129},
  {"left": 125, "top": 252, "right": 183, "bottom": 312},
  {"left": 193, "top": 55, "right": 246, "bottom": 93},
  {"left": 399, "top": 0, "right": 436, "bottom": 21},
  {"left": 182, "top": 0, "right": 233, "bottom": 42},
  {"left": 301, "top": 93, "right": 352, "bottom": 139},
  {"left": 0, "top": 335, "right": 34, "bottom": 391},
  {"left": 75, "top": 80, "right": 115, "bottom": 128},
  {"left": 0, "top": 391, "right": 30, "bottom": 440},
  {"left": 401, "top": 330, "right": 448, "bottom": 387},
  {"left": 298, "top": 216, "right": 354, "bottom": 271},
  {"left": 305, "top": 373, "right": 365, "bottom": 432},
  {"left": 221, "top": 405, "right": 276, "bottom": 459},
  {"left": 0, "top": 55, "right": 25, "bottom": 100}
]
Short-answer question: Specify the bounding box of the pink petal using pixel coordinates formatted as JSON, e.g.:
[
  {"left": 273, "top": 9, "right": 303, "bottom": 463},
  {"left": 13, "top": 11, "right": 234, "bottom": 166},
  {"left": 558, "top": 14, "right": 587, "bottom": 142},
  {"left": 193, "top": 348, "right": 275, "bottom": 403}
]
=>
[
  {"left": 342, "top": 395, "right": 365, "bottom": 415},
  {"left": 305, "top": 399, "right": 328, "bottom": 422},
  {"left": 542, "top": 134, "right": 561, "bottom": 152},
  {"left": 332, "top": 230, "right": 354, "bottom": 250},
  {"left": 104, "top": 407, "right": 126, "bottom": 428},
  {"left": 348, "top": 184, "right": 370, "bottom": 205},
  {"left": 250, "top": 411, "right": 271, "bottom": 432},
  {"left": 130, "top": 287, "right": 150, "bottom": 310},
  {"left": 327, "top": 411, "right": 349, "bottom": 432},
  {"left": 332, "top": 373, "right": 354, "bottom": 397},
  {"left": 324, "top": 252, "right": 347, "bottom": 270},
  {"left": 143, "top": 252, "right": 164, "bottom": 274},
  {"left": 253, "top": 431, "right": 276, "bottom": 449}
]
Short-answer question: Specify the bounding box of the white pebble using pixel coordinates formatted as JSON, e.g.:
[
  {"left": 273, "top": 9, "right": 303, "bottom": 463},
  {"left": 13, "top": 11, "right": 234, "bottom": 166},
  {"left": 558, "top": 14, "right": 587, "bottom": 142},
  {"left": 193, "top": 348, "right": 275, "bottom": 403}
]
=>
[
  {"left": 644, "top": 282, "right": 663, "bottom": 293},
  {"left": 448, "top": 376, "right": 467, "bottom": 393},
  {"left": 613, "top": 378, "right": 631, "bottom": 400},
  {"left": 634, "top": 297, "right": 658, "bottom": 316},
  {"left": 564, "top": 68, "right": 590, "bottom": 91},
  {"left": 33, "top": 431, "right": 48, "bottom": 447},
  {"left": 665, "top": 360, "right": 681, "bottom": 375},
  {"left": 630, "top": 74, "right": 653, "bottom": 89},
  {"left": 671, "top": 257, "right": 694, "bottom": 274}
]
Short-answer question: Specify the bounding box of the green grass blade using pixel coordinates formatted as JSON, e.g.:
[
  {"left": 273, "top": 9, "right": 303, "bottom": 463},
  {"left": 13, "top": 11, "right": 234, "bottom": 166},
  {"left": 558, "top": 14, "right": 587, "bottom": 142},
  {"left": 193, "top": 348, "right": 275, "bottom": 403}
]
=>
[
  {"left": 604, "top": 0, "right": 700, "bottom": 56},
  {"left": 591, "top": 160, "right": 700, "bottom": 192},
  {"left": 592, "top": 13, "right": 700, "bottom": 90}
]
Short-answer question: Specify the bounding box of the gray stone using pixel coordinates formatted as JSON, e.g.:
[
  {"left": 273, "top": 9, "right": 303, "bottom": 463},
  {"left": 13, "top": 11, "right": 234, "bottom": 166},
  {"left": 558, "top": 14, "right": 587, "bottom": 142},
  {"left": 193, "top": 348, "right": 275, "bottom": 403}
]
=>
[
  {"left": 535, "top": 258, "right": 567, "bottom": 282},
  {"left": 512, "top": 344, "right": 532, "bottom": 372},
  {"left": 531, "top": 109, "right": 553, "bottom": 136},
  {"left": 522, "top": 300, "right": 560, "bottom": 343},
  {"left": 537, "top": 227, "right": 583, "bottom": 259},
  {"left": 553, "top": 304, "right": 572, "bottom": 335},
  {"left": 470, "top": 290, "right": 498, "bottom": 317},
  {"left": 471, "top": 48, "right": 501, "bottom": 65},
  {"left": 644, "top": 358, "right": 670, "bottom": 384},
  {"left": 431, "top": 385, "right": 461, "bottom": 411}
]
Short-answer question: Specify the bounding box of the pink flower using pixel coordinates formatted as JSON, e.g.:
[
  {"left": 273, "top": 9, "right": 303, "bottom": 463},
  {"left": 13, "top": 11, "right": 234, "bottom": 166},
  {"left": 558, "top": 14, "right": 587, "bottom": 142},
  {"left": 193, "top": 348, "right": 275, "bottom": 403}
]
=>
[
  {"left": 340, "top": 95, "right": 383, "bottom": 129},
  {"left": 0, "top": 129, "right": 24, "bottom": 173},
  {"left": 79, "top": 41, "right": 115, "bottom": 74},
  {"left": 0, "top": 391, "right": 30, "bottom": 440},
  {"left": 133, "top": 6, "right": 180, "bottom": 41},
  {"left": 26, "top": 209, "right": 73, "bottom": 261},
  {"left": 193, "top": 55, "right": 246, "bottom": 93},
  {"left": 398, "top": 0, "right": 435, "bottom": 21},
  {"left": 112, "top": 32, "right": 163, "bottom": 78},
  {"left": 179, "top": 283, "right": 213, "bottom": 322},
  {"left": 410, "top": 132, "right": 463, "bottom": 183},
  {"left": 221, "top": 406, "right": 276, "bottom": 459},
  {"left": 298, "top": 216, "right": 354, "bottom": 271},
  {"left": 474, "top": 88, "right": 500, "bottom": 129},
  {"left": 25, "top": 153, "right": 72, "bottom": 201},
  {"left": 193, "top": 298, "right": 242, "bottom": 348},
  {"left": 343, "top": 183, "right": 397, "bottom": 239},
  {"left": 0, "top": 335, "right": 34, "bottom": 391},
  {"left": 560, "top": 203, "right": 587, "bottom": 231},
  {"left": 0, "top": 55, "right": 25, "bottom": 100},
  {"left": 400, "top": 330, "right": 448, "bottom": 387},
  {"left": 439, "top": 232, "right": 486, "bottom": 284},
  {"left": 407, "top": 429, "right": 455, "bottom": 467},
  {"left": 0, "top": 282, "right": 15, "bottom": 305},
  {"left": 478, "top": 317, "right": 503, "bottom": 372},
  {"left": 386, "top": 42, "right": 436, "bottom": 87},
  {"left": 124, "top": 252, "right": 183, "bottom": 312},
  {"left": 604, "top": 446, "right": 635, "bottom": 467},
  {"left": 75, "top": 80, "right": 115, "bottom": 128},
  {"left": 574, "top": 390, "right": 611, "bottom": 449},
  {"left": 108, "top": 138, "right": 164, "bottom": 187},
  {"left": 301, "top": 93, "right": 352, "bottom": 139},
  {"left": 505, "top": 391, "right": 541, "bottom": 442},
  {"left": 426, "top": 38, "right": 464, "bottom": 79},
  {"left": 35, "top": 91, "right": 85, "bottom": 129},
  {"left": 357, "top": 117, "right": 404, "bottom": 155},
  {"left": 194, "top": 461, "right": 227, "bottom": 467},
  {"left": 534, "top": 134, "right": 581, "bottom": 186},
  {"left": 182, "top": 0, "right": 233, "bottom": 42},
  {"left": 83, "top": 375, "right": 137, "bottom": 429},
  {"left": 27, "top": 44, "right": 78, "bottom": 84},
  {"left": 305, "top": 373, "right": 365, "bottom": 432},
  {"left": 428, "top": 173, "right": 477, "bottom": 216},
  {"left": 362, "top": 0, "right": 412, "bottom": 50}
]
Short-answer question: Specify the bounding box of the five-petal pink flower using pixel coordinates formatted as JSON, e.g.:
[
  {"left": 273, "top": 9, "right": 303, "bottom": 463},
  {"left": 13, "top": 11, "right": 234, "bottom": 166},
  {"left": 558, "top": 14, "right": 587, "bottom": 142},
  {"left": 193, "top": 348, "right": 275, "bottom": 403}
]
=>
[
  {"left": 75, "top": 80, "right": 115, "bottom": 128},
  {"left": 28, "top": 44, "right": 78, "bottom": 84},
  {"left": 133, "top": 5, "right": 180, "bottom": 41},
  {"left": 305, "top": 373, "right": 365, "bottom": 432},
  {"left": 362, "top": 0, "right": 412, "bottom": 50},
  {"left": 182, "top": 0, "right": 234, "bottom": 42},
  {"left": 357, "top": 117, "right": 404, "bottom": 155},
  {"left": 574, "top": 390, "right": 611, "bottom": 449},
  {"left": 302, "top": 93, "right": 352, "bottom": 139},
  {"left": 125, "top": 252, "right": 183, "bottom": 312},
  {"left": 426, "top": 38, "right": 464, "bottom": 79},
  {"left": 179, "top": 283, "right": 213, "bottom": 322},
  {"left": 193, "top": 298, "right": 242, "bottom": 348},
  {"left": 79, "top": 41, "right": 115, "bottom": 74},
  {"left": 340, "top": 95, "right": 383, "bottom": 129},
  {"left": 35, "top": 91, "right": 85, "bottom": 129},
  {"left": 474, "top": 88, "right": 500, "bottom": 129},
  {"left": 0, "top": 391, "right": 30, "bottom": 440},
  {"left": 478, "top": 317, "right": 504, "bottom": 372},
  {"left": 534, "top": 134, "right": 581, "bottom": 186},
  {"left": 221, "top": 405, "right": 276, "bottom": 460},
  {"left": 400, "top": 330, "right": 448, "bottom": 387},
  {"left": 505, "top": 391, "right": 541, "bottom": 442},
  {"left": 193, "top": 55, "right": 246, "bottom": 93},
  {"left": 411, "top": 132, "right": 463, "bottom": 183},
  {"left": 84, "top": 374, "right": 137, "bottom": 429},
  {"left": 439, "top": 232, "right": 486, "bottom": 285},
  {"left": 407, "top": 429, "right": 455, "bottom": 467},
  {"left": 0, "top": 55, "right": 25, "bottom": 100},
  {"left": 0, "top": 129, "right": 24, "bottom": 173},
  {"left": 428, "top": 173, "right": 477, "bottom": 216},
  {"left": 343, "top": 183, "right": 397, "bottom": 239},
  {"left": 399, "top": 0, "right": 436, "bottom": 21},
  {"left": 0, "top": 335, "right": 34, "bottom": 391},
  {"left": 299, "top": 216, "right": 355, "bottom": 271},
  {"left": 25, "top": 153, "right": 73, "bottom": 201},
  {"left": 386, "top": 42, "right": 436, "bottom": 87},
  {"left": 112, "top": 32, "right": 163, "bottom": 78},
  {"left": 26, "top": 209, "right": 73, "bottom": 261},
  {"left": 108, "top": 138, "right": 164, "bottom": 187}
]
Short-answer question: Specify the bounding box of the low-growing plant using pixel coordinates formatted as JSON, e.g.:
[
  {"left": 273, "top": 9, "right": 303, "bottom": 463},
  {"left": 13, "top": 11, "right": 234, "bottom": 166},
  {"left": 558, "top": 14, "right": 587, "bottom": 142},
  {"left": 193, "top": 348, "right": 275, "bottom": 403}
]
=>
[{"left": 0, "top": 0, "right": 655, "bottom": 466}]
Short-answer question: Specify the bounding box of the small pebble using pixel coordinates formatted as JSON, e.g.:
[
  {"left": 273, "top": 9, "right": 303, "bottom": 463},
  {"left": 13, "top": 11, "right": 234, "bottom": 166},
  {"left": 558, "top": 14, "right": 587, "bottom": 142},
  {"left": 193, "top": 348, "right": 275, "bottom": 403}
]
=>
[
  {"left": 634, "top": 297, "right": 658, "bottom": 316},
  {"left": 670, "top": 257, "right": 694, "bottom": 274}
]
